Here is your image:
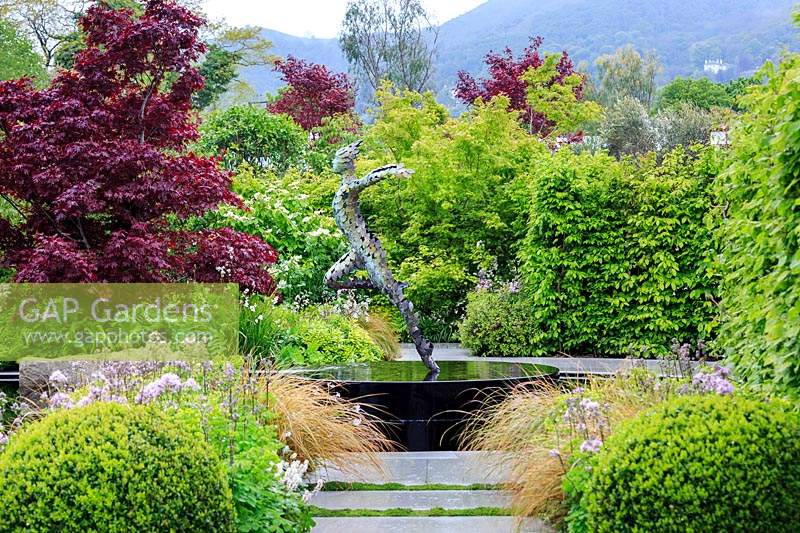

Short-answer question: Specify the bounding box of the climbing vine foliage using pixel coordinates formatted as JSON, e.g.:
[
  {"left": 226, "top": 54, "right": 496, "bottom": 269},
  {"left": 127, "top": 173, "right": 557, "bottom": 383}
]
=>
[{"left": 716, "top": 53, "right": 800, "bottom": 398}]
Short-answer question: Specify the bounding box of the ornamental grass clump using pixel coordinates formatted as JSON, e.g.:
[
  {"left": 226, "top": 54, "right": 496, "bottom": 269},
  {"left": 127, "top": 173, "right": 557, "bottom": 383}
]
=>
[
  {"left": 265, "top": 373, "right": 396, "bottom": 470},
  {"left": 0, "top": 402, "right": 235, "bottom": 532},
  {"left": 585, "top": 395, "right": 800, "bottom": 532},
  {"left": 461, "top": 368, "right": 726, "bottom": 525},
  {"left": 357, "top": 311, "right": 401, "bottom": 360}
]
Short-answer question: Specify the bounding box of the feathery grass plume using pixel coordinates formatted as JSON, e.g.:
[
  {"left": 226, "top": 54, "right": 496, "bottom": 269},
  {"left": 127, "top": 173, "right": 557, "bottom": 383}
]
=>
[
  {"left": 460, "top": 371, "right": 676, "bottom": 523},
  {"left": 261, "top": 372, "right": 396, "bottom": 473},
  {"left": 358, "top": 311, "right": 400, "bottom": 360}
]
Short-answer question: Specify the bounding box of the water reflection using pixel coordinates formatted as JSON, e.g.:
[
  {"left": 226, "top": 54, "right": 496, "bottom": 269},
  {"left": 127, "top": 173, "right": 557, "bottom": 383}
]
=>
[{"left": 297, "top": 360, "right": 558, "bottom": 383}]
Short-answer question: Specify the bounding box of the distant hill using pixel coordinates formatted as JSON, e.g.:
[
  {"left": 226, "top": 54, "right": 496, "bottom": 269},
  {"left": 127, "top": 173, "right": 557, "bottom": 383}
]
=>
[
  {"left": 241, "top": 0, "right": 798, "bottom": 105},
  {"left": 238, "top": 29, "right": 346, "bottom": 98}
]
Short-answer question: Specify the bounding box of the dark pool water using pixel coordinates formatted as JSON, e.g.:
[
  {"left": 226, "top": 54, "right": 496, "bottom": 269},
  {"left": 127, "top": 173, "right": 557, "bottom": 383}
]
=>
[{"left": 296, "top": 359, "right": 558, "bottom": 382}]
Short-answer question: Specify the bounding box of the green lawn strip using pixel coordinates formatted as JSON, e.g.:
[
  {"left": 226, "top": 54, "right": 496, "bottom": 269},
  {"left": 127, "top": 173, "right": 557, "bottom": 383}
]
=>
[
  {"left": 310, "top": 506, "right": 512, "bottom": 518},
  {"left": 321, "top": 481, "right": 502, "bottom": 491}
]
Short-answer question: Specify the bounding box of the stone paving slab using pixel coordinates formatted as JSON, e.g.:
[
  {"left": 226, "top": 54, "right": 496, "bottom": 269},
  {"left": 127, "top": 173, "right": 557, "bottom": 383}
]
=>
[
  {"left": 311, "top": 489, "right": 511, "bottom": 510},
  {"left": 310, "top": 451, "right": 510, "bottom": 485},
  {"left": 398, "top": 344, "right": 673, "bottom": 375},
  {"left": 312, "top": 516, "right": 554, "bottom": 533}
]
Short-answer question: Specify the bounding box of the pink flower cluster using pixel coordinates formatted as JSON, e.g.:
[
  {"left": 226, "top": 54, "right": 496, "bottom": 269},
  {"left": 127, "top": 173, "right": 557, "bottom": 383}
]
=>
[
  {"left": 580, "top": 437, "right": 603, "bottom": 453},
  {"left": 692, "top": 365, "right": 734, "bottom": 395},
  {"left": 135, "top": 373, "right": 200, "bottom": 404}
]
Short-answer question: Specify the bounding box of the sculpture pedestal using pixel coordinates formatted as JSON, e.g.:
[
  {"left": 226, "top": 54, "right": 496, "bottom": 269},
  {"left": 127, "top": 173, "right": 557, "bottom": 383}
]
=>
[{"left": 299, "top": 360, "right": 559, "bottom": 451}]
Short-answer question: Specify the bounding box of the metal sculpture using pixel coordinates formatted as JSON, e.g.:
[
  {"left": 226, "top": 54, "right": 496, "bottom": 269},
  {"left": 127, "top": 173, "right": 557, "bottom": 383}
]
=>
[{"left": 325, "top": 140, "right": 439, "bottom": 374}]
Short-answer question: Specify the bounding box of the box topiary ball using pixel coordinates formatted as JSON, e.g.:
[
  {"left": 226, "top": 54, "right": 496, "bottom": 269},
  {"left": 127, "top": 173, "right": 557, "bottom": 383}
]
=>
[
  {"left": 586, "top": 394, "right": 800, "bottom": 532},
  {"left": 0, "top": 402, "right": 235, "bottom": 532}
]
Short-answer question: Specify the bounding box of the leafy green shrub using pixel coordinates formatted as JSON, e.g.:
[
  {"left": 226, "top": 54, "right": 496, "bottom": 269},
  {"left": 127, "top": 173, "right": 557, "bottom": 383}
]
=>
[
  {"left": 196, "top": 105, "right": 307, "bottom": 172},
  {"left": 357, "top": 89, "right": 545, "bottom": 337},
  {"left": 460, "top": 288, "right": 539, "bottom": 357},
  {"left": 305, "top": 113, "right": 361, "bottom": 174},
  {"left": 0, "top": 402, "right": 235, "bottom": 532},
  {"left": 716, "top": 55, "right": 800, "bottom": 399},
  {"left": 585, "top": 395, "right": 800, "bottom": 532},
  {"left": 399, "top": 254, "right": 475, "bottom": 342},
  {"left": 240, "top": 296, "right": 384, "bottom": 366},
  {"left": 362, "top": 92, "right": 542, "bottom": 275},
  {"left": 295, "top": 313, "right": 383, "bottom": 365},
  {"left": 228, "top": 433, "right": 314, "bottom": 533},
  {"left": 520, "top": 146, "right": 719, "bottom": 356},
  {"left": 176, "top": 395, "right": 314, "bottom": 533}
]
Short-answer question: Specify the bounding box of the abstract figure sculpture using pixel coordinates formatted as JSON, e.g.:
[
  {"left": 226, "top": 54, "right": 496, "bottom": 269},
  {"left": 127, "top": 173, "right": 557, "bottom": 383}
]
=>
[{"left": 325, "top": 140, "right": 439, "bottom": 374}]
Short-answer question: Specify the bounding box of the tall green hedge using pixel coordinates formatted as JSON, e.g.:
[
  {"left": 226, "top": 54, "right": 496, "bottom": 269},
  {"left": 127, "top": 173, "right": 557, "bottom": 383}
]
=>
[
  {"left": 716, "top": 54, "right": 800, "bottom": 398},
  {"left": 520, "top": 147, "right": 720, "bottom": 356}
]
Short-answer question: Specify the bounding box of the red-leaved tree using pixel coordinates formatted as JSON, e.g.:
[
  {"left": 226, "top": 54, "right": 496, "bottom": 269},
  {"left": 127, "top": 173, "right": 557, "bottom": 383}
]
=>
[
  {"left": 455, "top": 37, "right": 584, "bottom": 136},
  {"left": 268, "top": 56, "right": 356, "bottom": 130},
  {"left": 0, "top": 0, "right": 278, "bottom": 293}
]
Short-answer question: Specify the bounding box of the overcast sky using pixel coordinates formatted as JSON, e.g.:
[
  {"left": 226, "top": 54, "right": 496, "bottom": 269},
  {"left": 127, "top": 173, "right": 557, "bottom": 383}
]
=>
[{"left": 202, "top": 0, "right": 487, "bottom": 38}]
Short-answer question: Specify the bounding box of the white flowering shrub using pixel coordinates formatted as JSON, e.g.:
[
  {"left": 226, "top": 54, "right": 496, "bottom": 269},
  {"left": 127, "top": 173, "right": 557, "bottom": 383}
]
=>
[{"left": 190, "top": 166, "right": 347, "bottom": 304}]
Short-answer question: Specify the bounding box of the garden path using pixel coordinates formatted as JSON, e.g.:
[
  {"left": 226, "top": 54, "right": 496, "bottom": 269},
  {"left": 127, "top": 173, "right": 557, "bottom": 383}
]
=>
[{"left": 309, "top": 451, "right": 554, "bottom": 532}]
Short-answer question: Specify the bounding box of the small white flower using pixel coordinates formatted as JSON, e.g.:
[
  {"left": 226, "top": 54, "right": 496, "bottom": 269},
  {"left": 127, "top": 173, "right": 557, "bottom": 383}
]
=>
[{"left": 308, "top": 228, "right": 331, "bottom": 238}]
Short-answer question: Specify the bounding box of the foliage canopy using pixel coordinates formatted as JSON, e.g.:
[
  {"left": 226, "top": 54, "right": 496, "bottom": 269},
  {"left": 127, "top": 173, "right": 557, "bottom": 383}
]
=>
[
  {"left": 0, "top": 0, "right": 278, "bottom": 292},
  {"left": 716, "top": 55, "right": 800, "bottom": 398}
]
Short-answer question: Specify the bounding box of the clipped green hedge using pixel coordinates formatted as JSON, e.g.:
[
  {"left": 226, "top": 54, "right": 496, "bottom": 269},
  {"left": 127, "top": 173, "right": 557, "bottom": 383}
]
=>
[
  {"left": 586, "top": 395, "right": 800, "bottom": 532},
  {"left": 520, "top": 146, "right": 720, "bottom": 356},
  {"left": 459, "top": 288, "right": 539, "bottom": 357},
  {"left": 716, "top": 55, "right": 800, "bottom": 398},
  {"left": 0, "top": 402, "right": 235, "bottom": 532}
]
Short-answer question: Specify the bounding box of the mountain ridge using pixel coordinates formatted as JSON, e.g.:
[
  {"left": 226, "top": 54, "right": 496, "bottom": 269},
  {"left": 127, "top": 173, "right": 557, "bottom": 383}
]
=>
[{"left": 241, "top": 0, "right": 797, "bottom": 104}]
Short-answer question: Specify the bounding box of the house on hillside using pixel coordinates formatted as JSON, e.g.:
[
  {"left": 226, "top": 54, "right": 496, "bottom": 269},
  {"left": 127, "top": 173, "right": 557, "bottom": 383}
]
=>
[{"left": 703, "top": 59, "right": 730, "bottom": 75}]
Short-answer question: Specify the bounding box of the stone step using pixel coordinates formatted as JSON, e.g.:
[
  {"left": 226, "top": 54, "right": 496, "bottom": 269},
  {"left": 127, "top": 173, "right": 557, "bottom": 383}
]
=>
[
  {"left": 310, "top": 489, "right": 511, "bottom": 511},
  {"left": 311, "top": 516, "right": 553, "bottom": 533},
  {"left": 310, "top": 451, "right": 510, "bottom": 485}
]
